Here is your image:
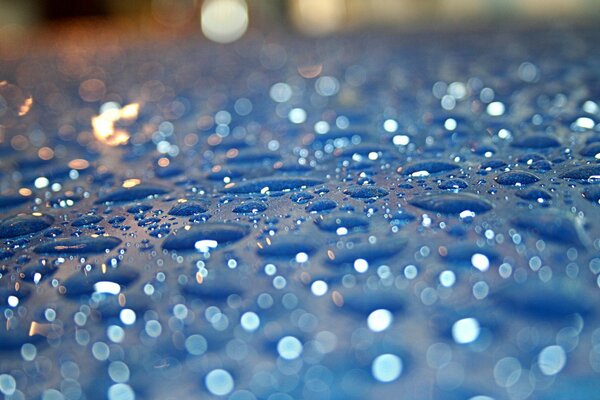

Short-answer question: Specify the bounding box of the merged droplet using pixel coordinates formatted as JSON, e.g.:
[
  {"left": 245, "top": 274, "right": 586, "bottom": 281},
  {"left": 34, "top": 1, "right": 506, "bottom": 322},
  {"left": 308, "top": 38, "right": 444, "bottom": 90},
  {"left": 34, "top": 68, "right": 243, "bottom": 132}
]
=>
[
  {"left": 511, "top": 135, "right": 560, "bottom": 148},
  {"left": 95, "top": 185, "right": 169, "bottom": 204},
  {"left": 256, "top": 235, "right": 320, "bottom": 257},
  {"left": 495, "top": 281, "right": 593, "bottom": 320},
  {"left": 0, "top": 194, "right": 29, "bottom": 210},
  {"left": 162, "top": 223, "right": 249, "bottom": 250},
  {"left": 306, "top": 199, "right": 337, "bottom": 212},
  {"left": 233, "top": 200, "right": 267, "bottom": 214},
  {"left": 61, "top": 267, "right": 139, "bottom": 298},
  {"left": 559, "top": 164, "right": 600, "bottom": 180},
  {"left": 515, "top": 188, "right": 552, "bottom": 201},
  {"left": 343, "top": 185, "right": 388, "bottom": 199},
  {"left": 409, "top": 193, "right": 493, "bottom": 214},
  {"left": 495, "top": 171, "right": 539, "bottom": 185},
  {"left": 326, "top": 237, "right": 408, "bottom": 265},
  {"left": 71, "top": 214, "right": 103, "bottom": 227},
  {"left": 512, "top": 209, "right": 589, "bottom": 247},
  {"left": 0, "top": 213, "right": 54, "bottom": 239},
  {"left": 33, "top": 236, "right": 122, "bottom": 254},
  {"left": 223, "top": 177, "right": 323, "bottom": 194},
  {"left": 582, "top": 186, "right": 600, "bottom": 203},
  {"left": 315, "top": 213, "right": 370, "bottom": 232},
  {"left": 168, "top": 201, "right": 208, "bottom": 216},
  {"left": 398, "top": 160, "right": 459, "bottom": 176}
]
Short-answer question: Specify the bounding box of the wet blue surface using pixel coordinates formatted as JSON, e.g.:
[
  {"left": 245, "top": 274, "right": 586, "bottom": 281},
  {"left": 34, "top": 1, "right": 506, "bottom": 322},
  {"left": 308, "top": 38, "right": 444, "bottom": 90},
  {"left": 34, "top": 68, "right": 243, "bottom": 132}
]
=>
[{"left": 0, "top": 27, "right": 600, "bottom": 400}]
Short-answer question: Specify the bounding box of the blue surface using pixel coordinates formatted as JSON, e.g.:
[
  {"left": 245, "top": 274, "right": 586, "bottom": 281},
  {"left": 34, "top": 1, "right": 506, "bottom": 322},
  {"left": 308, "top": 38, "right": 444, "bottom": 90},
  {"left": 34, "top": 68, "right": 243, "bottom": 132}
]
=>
[{"left": 0, "top": 27, "right": 600, "bottom": 399}]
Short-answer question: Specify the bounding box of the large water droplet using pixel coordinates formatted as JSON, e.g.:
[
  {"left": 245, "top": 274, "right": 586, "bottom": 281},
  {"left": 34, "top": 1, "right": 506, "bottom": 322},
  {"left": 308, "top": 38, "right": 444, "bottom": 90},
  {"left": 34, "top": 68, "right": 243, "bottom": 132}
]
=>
[
  {"left": 95, "top": 185, "right": 169, "bottom": 204},
  {"left": 34, "top": 236, "right": 122, "bottom": 254},
  {"left": 223, "top": 177, "right": 323, "bottom": 194},
  {"left": 409, "top": 193, "right": 493, "bottom": 214},
  {"left": 0, "top": 213, "right": 54, "bottom": 239},
  {"left": 162, "top": 223, "right": 249, "bottom": 250}
]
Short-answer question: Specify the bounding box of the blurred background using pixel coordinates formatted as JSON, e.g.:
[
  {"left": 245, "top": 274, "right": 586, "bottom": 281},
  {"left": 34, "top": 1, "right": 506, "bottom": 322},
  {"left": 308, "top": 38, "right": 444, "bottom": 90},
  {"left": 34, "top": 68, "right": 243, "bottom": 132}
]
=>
[
  {"left": 1, "top": 0, "right": 600, "bottom": 62},
  {"left": 1, "top": 0, "right": 600, "bottom": 47}
]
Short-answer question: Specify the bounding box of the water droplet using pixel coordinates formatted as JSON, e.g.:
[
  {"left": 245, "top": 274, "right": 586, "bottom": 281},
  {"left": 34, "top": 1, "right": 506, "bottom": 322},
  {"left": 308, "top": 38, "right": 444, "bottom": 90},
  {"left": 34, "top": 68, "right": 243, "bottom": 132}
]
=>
[
  {"left": 162, "top": 223, "right": 249, "bottom": 250},
  {"left": 326, "top": 237, "right": 408, "bottom": 265},
  {"left": 538, "top": 345, "right": 566, "bottom": 376},
  {"left": 559, "top": 164, "right": 600, "bottom": 180},
  {"left": 398, "top": 160, "right": 459, "bottom": 176},
  {"left": 0, "top": 213, "right": 54, "bottom": 238},
  {"left": 315, "top": 213, "right": 369, "bottom": 232},
  {"left": 205, "top": 369, "right": 234, "bottom": 396},
  {"left": 168, "top": 201, "right": 208, "bottom": 216},
  {"left": 306, "top": 199, "right": 337, "bottom": 212},
  {"left": 95, "top": 185, "right": 169, "bottom": 204},
  {"left": 71, "top": 214, "right": 103, "bottom": 227},
  {"left": 409, "top": 193, "right": 493, "bottom": 214},
  {"left": 372, "top": 354, "right": 403, "bottom": 383},
  {"left": 511, "top": 135, "right": 560, "bottom": 148},
  {"left": 233, "top": 200, "right": 267, "bottom": 214},
  {"left": 512, "top": 209, "right": 589, "bottom": 247},
  {"left": 34, "top": 236, "right": 122, "bottom": 255},
  {"left": 495, "top": 171, "right": 539, "bottom": 185},
  {"left": 343, "top": 185, "right": 388, "bottom": 199},
  {"left": 223, "top": 177, "right": 323, "bottom": 194}
]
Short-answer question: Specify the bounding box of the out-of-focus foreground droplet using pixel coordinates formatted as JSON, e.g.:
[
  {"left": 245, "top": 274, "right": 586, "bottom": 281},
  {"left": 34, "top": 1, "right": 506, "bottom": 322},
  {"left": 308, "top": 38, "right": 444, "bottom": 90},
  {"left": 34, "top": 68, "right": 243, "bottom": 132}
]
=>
[
  {"left": 290, "top": 0, "right": 346, "bottom": 36},
  {"left": 201, "top": 0, "right": 249, "bottom": 44}
]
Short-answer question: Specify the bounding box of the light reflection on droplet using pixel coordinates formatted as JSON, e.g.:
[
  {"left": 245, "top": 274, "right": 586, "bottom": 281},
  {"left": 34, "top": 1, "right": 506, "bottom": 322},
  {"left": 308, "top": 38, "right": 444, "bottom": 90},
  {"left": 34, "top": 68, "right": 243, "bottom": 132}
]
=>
[
  {"left": 367, "top": 309, "right": 393, "bottom": 332},
  {"left": 452, "top": 318, "right": 480, "bottom": 344},
  {"left": 471, "top": 253, "right": 490, "bottom": 272},
  {"left": 277, "top": 336, "right": 303, "bottom": 360},
  {"left": 311, "top": 280, "right": 328, "bottom": 296},
  {"left": 538, "top": 345, "right": 566, "bottom": 376},
  {"left": 372, "top": 354, "right": 402, "bottom": 383},
  {"left": 205, "top": 369, "right": 234, "bottom": 396},
  {"left": 240, "top": 312, "right": 260, "bottom": 332}
]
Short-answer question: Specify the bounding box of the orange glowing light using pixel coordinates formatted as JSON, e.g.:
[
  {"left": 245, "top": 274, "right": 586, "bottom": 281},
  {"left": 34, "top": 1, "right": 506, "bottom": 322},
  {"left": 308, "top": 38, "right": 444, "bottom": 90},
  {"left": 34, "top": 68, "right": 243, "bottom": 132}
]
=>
[
  {"left": 38, "top": 147, "right": 54, "bottom": 160},
  {"left": 298, "top": 64, "right": 323, "bottom": 78},
  {"left": 68, "top": 159, "right": 90, "bottom": 170},
  {"left": 122, "top": 179, "right": 141, "bottom": 188},
  {"left": 18, "top": 188, "right": 32, "bottom": 196},
  {"left": 118, "top": 293, "right": 126, "bottom": 307},
  {"left": 91, "top": 103, "right": 139, "bottom": 146},
  {"left": 332, "top": 291, "right": 344, "bottom": 307},
  {"left": 29, "top": 321, "right": 54, "bottom": 337},
  {"left": 18, "top": 96, "right": 33, "bottom": 116},
  {"left": 158, "top": 157, "right": 170, "bottom": 167}
]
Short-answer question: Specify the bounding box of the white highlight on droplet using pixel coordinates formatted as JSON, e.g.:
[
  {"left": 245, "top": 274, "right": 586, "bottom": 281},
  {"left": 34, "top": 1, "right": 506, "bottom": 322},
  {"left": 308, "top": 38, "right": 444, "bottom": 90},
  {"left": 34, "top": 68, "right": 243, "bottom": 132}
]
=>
[
  {"left": 367, "top": 309, "right": 393, "bottom": 332},
  {"left": 452, "top": 318, "right": 480, "bottom": 344},
  {"left": 94, "top": 281, "right": 121, "bottom": 295},
  {"left": 538, "top": 345, "right": 566, "bottom": 376}
]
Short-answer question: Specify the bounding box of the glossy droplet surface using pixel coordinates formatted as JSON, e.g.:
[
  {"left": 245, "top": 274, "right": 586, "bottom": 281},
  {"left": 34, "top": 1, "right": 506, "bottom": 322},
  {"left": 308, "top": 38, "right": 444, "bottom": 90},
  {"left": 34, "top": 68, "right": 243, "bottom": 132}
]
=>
[
  {"left": 168, "top": 202, "right": 208, "bottom": 216},
  {"left": 33, "top": 236, "right": 122, "bottom": 254},
  {"left": 223, "top": 177, "right": 323, "bottom": 194},
  {"left": 162, "top": 223, "right": 249, "bottom": 250},
  {"left": 495, "top": 171, "right": 539, "bottom": 185},
  {"left": 399, "top": 160, "right": 459, "bottom": 176},
  {"left": 409, "top": 193, "right": 493, "bottom": 214},
  {"left": 0, "top": 214, "right": 54, "bottom": 238},
  {"left": 343, "top": 185, "right": 388, "bottom": 199},
  {"left": 559, "top": 164, "right": 600, "bottom": 180},
  {"left": 95, "top": 185, "right": 169, "bottom": 203},
  {"left": 512, "top": 209, "right": 589, "bottom": 247}
]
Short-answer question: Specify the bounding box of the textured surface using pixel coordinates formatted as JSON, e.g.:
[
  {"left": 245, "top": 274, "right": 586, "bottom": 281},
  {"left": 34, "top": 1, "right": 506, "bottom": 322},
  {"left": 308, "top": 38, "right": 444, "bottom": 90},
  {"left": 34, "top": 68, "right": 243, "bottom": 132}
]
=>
[{"left": 1, "top": 28, "right": 600, "bottom": 399}]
